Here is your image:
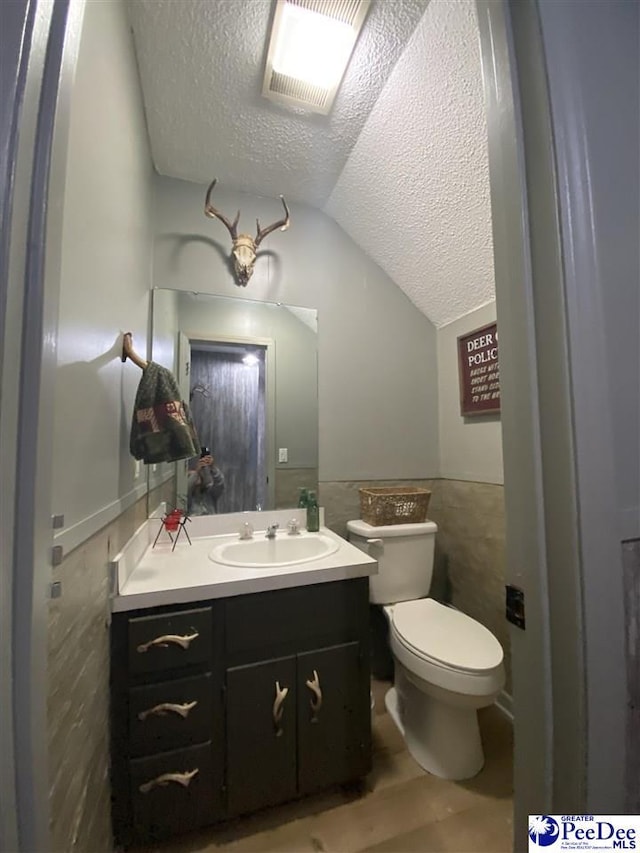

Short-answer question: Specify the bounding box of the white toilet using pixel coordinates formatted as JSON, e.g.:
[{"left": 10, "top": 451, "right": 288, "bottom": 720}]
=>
[{"left": 347, "top": 518, "right": 505, "bottom": 781}]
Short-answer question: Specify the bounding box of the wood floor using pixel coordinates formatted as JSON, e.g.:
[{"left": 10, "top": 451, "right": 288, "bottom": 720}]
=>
[{"left": 135, "top": 679, "right": 513, "bottom": 853}]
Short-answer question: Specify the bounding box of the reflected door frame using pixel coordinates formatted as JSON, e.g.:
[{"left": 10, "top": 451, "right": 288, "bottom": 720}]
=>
[
  {"left": 184, "top": 331, "right": 275, "bottom": 512},
  {"left": 176, "top": 331, "right": 191, "bottom": 504}
]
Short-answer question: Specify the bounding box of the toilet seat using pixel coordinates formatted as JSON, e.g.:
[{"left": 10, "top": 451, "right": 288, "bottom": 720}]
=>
[
  {"left": 388, "top": 599, "right": 503, "bottom": 674},
  {"left": 387, "top": 602, "right": 505, "bottom": 698}
]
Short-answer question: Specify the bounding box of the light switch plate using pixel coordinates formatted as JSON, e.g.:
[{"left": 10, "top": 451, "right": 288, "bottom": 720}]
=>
[{"left": 278, "top": 448, "right": 288, "bottom": 463}]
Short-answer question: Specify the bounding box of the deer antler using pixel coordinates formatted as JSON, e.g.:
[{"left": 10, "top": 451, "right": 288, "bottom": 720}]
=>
[
  {"left": 204, "top": 178, "right": 239, "bottom": 239},
  {"left": 203, "top": 179, "right": 291, "bottom": 285},
  {"left": 255, "top": 196, "right": 290, "bottom": 247}
]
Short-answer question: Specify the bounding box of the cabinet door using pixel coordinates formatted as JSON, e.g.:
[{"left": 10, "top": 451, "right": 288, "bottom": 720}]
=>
[
  {"left": 297, "top": 642, "right": 371, "bottom": 795},
  {"left": 226, "top": 655, "right": 297, "bottom": 817}
]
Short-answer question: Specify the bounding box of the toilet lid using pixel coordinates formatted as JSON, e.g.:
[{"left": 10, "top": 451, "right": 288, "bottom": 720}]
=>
[{"left": 390, "top": 599, "right": 503, "bottom": 672}]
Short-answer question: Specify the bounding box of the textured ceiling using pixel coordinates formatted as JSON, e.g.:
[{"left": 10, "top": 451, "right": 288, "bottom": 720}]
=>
[
  {"left": 326, "top": 0, "right": 495, "bottom": 327},
  {"left": 127, "top": 0, "right": 495, "bottom": 327},
  {"left": 127, "top": 0, "right": 428, "bottom": 207}
]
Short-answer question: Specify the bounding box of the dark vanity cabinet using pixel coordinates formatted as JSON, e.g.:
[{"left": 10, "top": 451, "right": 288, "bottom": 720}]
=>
[{"left": 110, "top": 578, "right": 371, "bottom": 846}]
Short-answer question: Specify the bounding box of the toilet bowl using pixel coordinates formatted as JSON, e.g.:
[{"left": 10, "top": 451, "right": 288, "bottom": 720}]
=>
[
  {"left": 384, "top": 599, "right": 504, "bottom": 779},
  {"left": 346, "top": 518, "right": 505, "bottom": 781}
]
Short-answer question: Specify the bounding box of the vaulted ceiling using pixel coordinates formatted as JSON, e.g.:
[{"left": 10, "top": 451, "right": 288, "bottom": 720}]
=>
[{"left": 127, "top": 0, "right": 495, "bottom": 328}]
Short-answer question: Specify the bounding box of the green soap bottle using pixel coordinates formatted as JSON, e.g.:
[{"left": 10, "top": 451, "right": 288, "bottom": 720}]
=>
[
  {"left": 306, "top": 490, "right": 319, "bottom": 532},
  {"left": 297, "top": 488, "right": 309, "bottom": 508}
]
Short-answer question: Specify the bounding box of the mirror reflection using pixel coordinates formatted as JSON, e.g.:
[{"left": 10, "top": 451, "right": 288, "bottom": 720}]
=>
[
  {"left": 187, "top": 443, "right": 226, "bottom": 517},
  {"left": 149, "top": 289, "right": 318, "bottom": 515}
]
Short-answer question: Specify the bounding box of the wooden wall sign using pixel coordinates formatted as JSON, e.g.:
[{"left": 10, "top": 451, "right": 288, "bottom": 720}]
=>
[{"left": 457, "top": 321, "right": 500, "bottom": 416}]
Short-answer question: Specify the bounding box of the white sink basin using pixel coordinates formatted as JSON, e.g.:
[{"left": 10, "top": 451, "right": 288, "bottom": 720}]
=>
[{"left": 208, "top": 532, "right": 339, "bottom": 568}]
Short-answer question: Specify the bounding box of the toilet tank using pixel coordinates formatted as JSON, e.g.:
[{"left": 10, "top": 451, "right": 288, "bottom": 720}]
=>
[{"left": 346, "top": 519, "right": 438, "bottom": 605}]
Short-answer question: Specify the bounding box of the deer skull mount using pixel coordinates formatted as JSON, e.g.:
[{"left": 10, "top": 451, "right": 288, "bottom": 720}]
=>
[{"left": 204, "top": 179, "right": 291, "bottom": 286}]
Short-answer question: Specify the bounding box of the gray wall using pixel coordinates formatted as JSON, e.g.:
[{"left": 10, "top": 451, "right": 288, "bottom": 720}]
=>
[
  {"left": 150, "top": 287, "right": 179, "bottom": 374},
  {"left": 437, "top": 301, "right": 503, "bottom": 484},
  {"left": 47, "top": 0, "right": 154, "bottom": 850},
  {"left": 51, "top": 0, "right": 153, "bottom": 554},
  {"left": 153, "top": 175, "right": 440, "bottom": 482}
]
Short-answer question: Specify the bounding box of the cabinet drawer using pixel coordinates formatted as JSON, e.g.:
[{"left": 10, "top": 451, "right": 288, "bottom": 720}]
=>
[
  {"left": 128, "top": 607, "right": 212, "bottom": 675},
  {"left": 130, "top": 742, "right": 219, "bottom": 840},
  {"left": 129, "top": 674, "right": 213, "bottom": 758},
  {"left": 225, "top": 579, "right": 368, "bottom": 658}
]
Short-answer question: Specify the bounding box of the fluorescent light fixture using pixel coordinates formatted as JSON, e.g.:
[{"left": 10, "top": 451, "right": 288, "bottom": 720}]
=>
[
  {"left": 272, "top": 5, "right": 355, "bottom": 89},
  {"left": 263, "top": 0, "right": 370, "bottom": 115}
]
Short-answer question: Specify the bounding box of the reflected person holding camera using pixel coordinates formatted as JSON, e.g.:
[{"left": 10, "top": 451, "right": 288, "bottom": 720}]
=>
[{"left": 187, "top": 447, "right": 225, "bottom": 515}]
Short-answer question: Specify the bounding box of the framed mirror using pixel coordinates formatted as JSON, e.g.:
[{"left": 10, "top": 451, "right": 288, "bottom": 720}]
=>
[{"left": 148, "top": 289, "right": 318, "bottom": 516}]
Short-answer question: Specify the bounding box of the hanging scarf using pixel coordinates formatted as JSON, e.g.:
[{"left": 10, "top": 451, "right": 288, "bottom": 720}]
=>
[{"left": 130, "top": 362, "right": 200, "bottom": 463}]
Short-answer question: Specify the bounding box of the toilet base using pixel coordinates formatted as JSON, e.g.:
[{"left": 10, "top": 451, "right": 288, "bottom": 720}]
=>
[{"left": 385, "top": 667, "right": 485, "bottom": 780}]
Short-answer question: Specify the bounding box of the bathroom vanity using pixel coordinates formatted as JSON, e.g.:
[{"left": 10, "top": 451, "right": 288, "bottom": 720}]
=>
[{"left": 109, "top": 512, "right": 376, "bottom": 846}]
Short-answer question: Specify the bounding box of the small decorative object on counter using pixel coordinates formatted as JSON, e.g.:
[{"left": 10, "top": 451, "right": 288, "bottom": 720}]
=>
[
  {"left": 239, "top": 521, "right": 254, "bottom": 540},
  {"left": 306, "top": 490, "right": 319, "bottom": 533},
  {"left": 153, "top": 507, "right": 192, "bottom": 551},
  {"left": 297, "top": 488, "right": 309, "bottom": 508}
]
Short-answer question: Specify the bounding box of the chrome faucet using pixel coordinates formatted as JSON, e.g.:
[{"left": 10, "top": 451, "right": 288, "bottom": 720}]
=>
[{"left": 265, "top": 523, "right": 279, "bottom": 539}]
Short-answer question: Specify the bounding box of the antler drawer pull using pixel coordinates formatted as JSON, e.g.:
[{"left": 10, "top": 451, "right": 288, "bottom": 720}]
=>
[
  {"left": 138, "top": 701, "right": 198, "bottom": 722},
  {"left": 305, "top": 669, "right": 323, "bottom": 722},
  {"left": 136, "top": 632, "right": 199, "bottom": 653},
  {"left": 272, "top": 680, "right": 289, "bottom": 737},
  {"left": 138, "top": 768, "right": 199, "bottom": 794}
]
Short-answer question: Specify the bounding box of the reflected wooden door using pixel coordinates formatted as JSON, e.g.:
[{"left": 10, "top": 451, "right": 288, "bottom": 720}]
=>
[{"left": 190, "top": 344, "right": 266, "bottom": 513}]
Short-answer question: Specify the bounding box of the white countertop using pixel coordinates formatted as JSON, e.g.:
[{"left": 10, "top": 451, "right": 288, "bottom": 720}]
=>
[{"left": 111, "top": 512, "right": 377, "bottom": 612}]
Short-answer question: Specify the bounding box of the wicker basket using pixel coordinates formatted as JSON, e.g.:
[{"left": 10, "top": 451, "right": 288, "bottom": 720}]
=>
[{"left": 359, "top": 487, "right": 431, "bottom": 526}]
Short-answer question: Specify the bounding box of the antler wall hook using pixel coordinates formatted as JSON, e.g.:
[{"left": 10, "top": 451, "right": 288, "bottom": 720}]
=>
[{"left": 204, "top": 178, "right": 290, "bottom": 286}]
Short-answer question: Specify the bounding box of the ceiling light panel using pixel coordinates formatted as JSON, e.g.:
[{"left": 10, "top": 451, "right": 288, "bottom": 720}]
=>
[{"left": 263, "top": 0, "right": 370, "bottom": 115}]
